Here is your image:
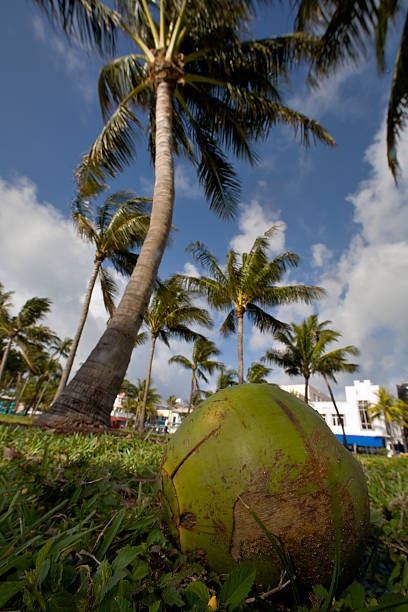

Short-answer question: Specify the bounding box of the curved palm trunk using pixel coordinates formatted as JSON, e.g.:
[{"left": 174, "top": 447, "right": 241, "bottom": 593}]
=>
[
  {"left": 35, "top": 379, "right": 50, "bottom": 412},
  {"left": 237, "top": 313, "right": 244, "bottom": 384},
  {"left": 38, "top": 80, "right": 175, "bottom": 429},
  {"left": 15, "top": 374, "right": 30, "bottom": 413},
  {"left": 138, "top": 335, "right": 156, "bottom": 432},
  {"left": 0, "top": 338, "right": 13, "bottom": 385},
  {"left": 188, "top": 367, "right": 196, "bottom": 413},
  {"left": 323, "top": 375, "right": 347, "bottom": 448},
  {"left": 52, "top": 259, "right": 101, "bottom": 402}
]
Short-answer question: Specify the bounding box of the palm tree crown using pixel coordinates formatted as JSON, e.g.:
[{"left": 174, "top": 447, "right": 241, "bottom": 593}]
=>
[
  {"left": 368, "top": 387, "right": 408, "bottom": 448},
  {"left": 0, "top": 297, "right": 55, "bottom": 384},
  {"left": 169, "top": 337, "right": 223, "bottom": 411},
  {"left": 181, "top": 228, "right": 325, "bottom": 383}
]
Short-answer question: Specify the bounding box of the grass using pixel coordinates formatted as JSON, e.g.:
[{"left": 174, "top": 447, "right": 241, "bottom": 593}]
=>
[
  {"left": 0, "top": 424, "right": 407, "bottom": 611},
  {"left": 0, "top": 414, "right": 33, "bottom": 425}
]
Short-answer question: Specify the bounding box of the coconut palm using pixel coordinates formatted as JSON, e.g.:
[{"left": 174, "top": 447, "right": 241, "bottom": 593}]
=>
[
  {"left": 262, "top": 315, "right": 359, "bottom": 445},
  {"left": 121, "top": 378, "right": 161, "bottom": 427},
  {"left": 169, "top": 337, "right": 223, "bottom": 411},
  {"left": 216, "top": 367, "right": 239, "bottom": 390},
  {"left": 53, "top": 192, "right": 150, "bottom": 400},
  {"left": 182, "top": 228, "right": 324, "bottom": 383},
  {"left": 246, "top": 361, "right": 272, "bottom": 384},
  {"left": 138, "top": 276, "right": 212, "bottom": 430},
  {"left": 294, "top": 0, "right": 408, "bottom": 180},
  {"left": 39, "top": 0, "right": 335, "bottom": 428},
  {"left": 0, "top": 297, "right": 55, "bottom": 384},
  {"left": 368, "top": 387, "right": 408, "bottom": 450}
]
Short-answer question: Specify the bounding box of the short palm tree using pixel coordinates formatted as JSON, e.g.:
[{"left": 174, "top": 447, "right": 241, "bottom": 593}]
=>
[
  {"left": 169, "top": 337, "right": 223, "bottom": 411},
  {"left": 139, "top": 276, "right": 212, "bottom": 430},
  {"left": 39, "top": 0, "right": 335, "bottom": 428},
  {"left": 0, "top": 297, "right": 55, "bottom": 384},
  {"left": 263, "top": 315, "right": 359, "bottom": 445},
  {"left": 368, "top": 387, "right": 408, "bottom": 449},
  {"left": 53, "top": 192, "right": 150, "bottom": 399},
  {"left": 182, "top": 228, "right": 324, "bottom": 383},
  {"left": 216, "top": 367, "right": 239, "bottom": 391},
  {"left": 294, "top": 0, "right": 408, "bottom": 180},
  {"left": 246, "top": 361, "right": 272, "bottom": 384}
]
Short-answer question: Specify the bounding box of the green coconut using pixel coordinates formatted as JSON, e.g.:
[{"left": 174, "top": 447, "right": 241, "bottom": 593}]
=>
[{"left": 161, "top": 384, "right": 369, "bottom": 587}]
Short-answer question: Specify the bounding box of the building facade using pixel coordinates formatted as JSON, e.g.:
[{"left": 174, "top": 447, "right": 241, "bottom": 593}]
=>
[{"left": 281, "top": 379, "right": 405, "bottom": 453}]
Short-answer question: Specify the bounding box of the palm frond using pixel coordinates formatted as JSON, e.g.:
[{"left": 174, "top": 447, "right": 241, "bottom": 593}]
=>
[
  {"left": 168, "top": 354, "right": 192, "bottom": 369},
  {"left": 387, "top": 9, "right": 408, "bottom": 180},
  {"left": 220, "top": 309, "right": 236, "bottom": 337},
  {"left": 98, "top": 54, "right": 150, "bottom": 120},
  {"left": 33, "top": 0, "right": 120, "bottom": 55},
  {"left": 245, "top": 303, "right": 289, "bottom": 334},
  {"left": 99, "top": 265, "right": 118, "bottom": 317}
]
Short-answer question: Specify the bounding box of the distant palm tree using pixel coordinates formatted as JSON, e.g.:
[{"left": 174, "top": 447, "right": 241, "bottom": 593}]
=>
[
  {"left": 38, "top": 0, "right": 335, "bottom": 429},
  {"left": 169, "top": 337, "right": 223, "bottom": 411},
  {"left": 368, "top": 387, "right": 408, "bottom": 450},
  {"left": 216, "top": 367, "right": 239, "bottom": 391},
  {"left": 139, "top": 276, "right": 212, "bottom": 430},
  {"left": 182, "top": 228, "right": 324, "bottom": 383},
  {"left": 121, "top": 378, "right": 161, "bottom": 428},
  {"left": 53, "top": 192, "right": 150, "bottom": 399},
  {"left": 0, "top": 297, "right": 55, "bottom": 384},
  {"left": 294, "top": 0, "right": 408, "bottom": 180},
  {"left": 263, "top": 315, "right": 359, "bottom": 445},
  {"left": 246, "top": 362, "right": 272, "bottom": 384}
]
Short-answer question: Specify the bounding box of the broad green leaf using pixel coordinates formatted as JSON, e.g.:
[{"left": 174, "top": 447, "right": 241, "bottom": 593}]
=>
[
  {"left": 162, "top": 585, "right": 184, "bottom": 607},
  {"left": 0, "top": 580, "right": 24, "bottom": 607},
  {"left": 38, "top": 558, "right": 51, "bottom": 586},
  {"left": 35, "top": 539, "right": 55, "bottom": 573},
  {"left": 185, "top": 580, "right": 210, "bottom": 602},
  {"left": 148, "top": 600, "right": 161, "bottom": 612},
  {"left": 219, "top": 566, "right": 256, "bottom": 610},
  {"left": 131, "top": 563, "right": 149, "bottom": 582}
]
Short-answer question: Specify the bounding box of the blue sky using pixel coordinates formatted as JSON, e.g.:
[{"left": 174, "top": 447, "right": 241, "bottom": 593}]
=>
[{"left": 1, "top": 1, "right": 407, "bottom": 403}]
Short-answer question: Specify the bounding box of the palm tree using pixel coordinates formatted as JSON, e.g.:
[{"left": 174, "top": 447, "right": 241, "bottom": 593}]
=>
[
  {"left": 39, "top": 0, "right": 334, "bottom": 428},
  {"left": 121, "top": 378, "right": 161, "bottom": 427},
  {"left": 294, "top": 0, "right": 408, "bottom": 180},
  {"left": 182, "top": 228, "right": 324, "bottom": 383},
  {"left": 53, "top": 192, "right": 150, "bottom": 400},
  {"left": 138, "top": 276, "right": 211, "bottom": 430},
  {"left": 169, "top": 337, "right": 223, "bottom": 411},
  {"left": 368, "top": 387, "right": 408, "bottom": 450},
  {"left": 216, "top": 367, "right": 239, "bottom": 390},
  {"left": 262, "top": 315, "right": 359, "bottom": 445},
  {"left": 0, "top": 297, "right": 55, "bottom": 384},
  {"left": 246, "top": 361, "right": 272, "bottom": 384}
]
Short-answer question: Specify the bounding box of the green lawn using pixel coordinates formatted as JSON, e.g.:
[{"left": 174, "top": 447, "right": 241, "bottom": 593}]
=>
[{"left": 0, "top": 424, "right": 407, "bottom": 611}]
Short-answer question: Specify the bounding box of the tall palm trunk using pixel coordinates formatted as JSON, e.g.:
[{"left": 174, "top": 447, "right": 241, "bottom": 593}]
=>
[
  {"left": 237, "top": 311, "right": 244, "bottom": 384},
  {"left": 138, "top": 335, "right": 157, "bottom": 432},
  {"left": 323, "top": 375, "right": 347, "bottom": 448},
  {"left": 304, "top": 376, "right": 310, "bottom": 404},
  {"left": 15, "top": 374, "right": 30, "bottom": 413},
  {"left": 35, "top": 378, "right": 50, "bottom": 412},
  {"left": 38, "top": 79, "right": 175, "bottom": 429},
  {"left": 188, "top": 367, "right": 197, "bottom": 412},
  {"left": 0, "top": 338, "right": 13, "bottom": 385},
  {"left": 53, "top": 259, "right": 101, "bottom": 401}
]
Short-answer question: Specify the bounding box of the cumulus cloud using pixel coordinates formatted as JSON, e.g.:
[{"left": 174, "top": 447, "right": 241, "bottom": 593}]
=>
[
  {"left": 288, "top": 62, "right": 366, "bottom": 121},
  {"left": 175, "top": 165, "right": 201, "bottom": 199},
  {"left": 312, "top": 243, "right": 333, "bottom": 268},
  {"left": 0, "top": 176, "right": 124, "bottom": 378},
  {"left": 32, "top": 15, "right": 95, "bottom": 101},
  {"left": 316, "top": 124, "right": 408, "bottom": 390},
  {"left": 229, "top": 200, "right": 286, "bottom": 254}
]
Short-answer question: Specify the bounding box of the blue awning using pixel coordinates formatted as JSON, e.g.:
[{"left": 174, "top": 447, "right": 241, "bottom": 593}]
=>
[{"left": 335, "top": 434, "right": 384, "bottom": 447}]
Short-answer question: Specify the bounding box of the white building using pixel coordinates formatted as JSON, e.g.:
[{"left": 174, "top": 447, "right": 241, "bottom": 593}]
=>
[{"left": 281, "top": 379, "right": 405, "bottom": 453}]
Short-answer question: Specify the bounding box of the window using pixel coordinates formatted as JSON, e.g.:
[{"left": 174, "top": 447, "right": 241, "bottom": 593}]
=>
[
  {"left": 319, "top": 413, "right": 327, "bottom": 422},
  {"left": 332, "top": 414, "right": 345, "bottom": 427},
  {"left": 358, "top": 400, "right": 372, "bottom": 430}
]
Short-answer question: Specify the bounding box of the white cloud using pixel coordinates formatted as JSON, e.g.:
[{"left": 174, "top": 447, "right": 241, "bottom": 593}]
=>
[
  {"left": 229, "top": 200, "right": 286, "bottom": 254},
  {"left": 32, "top": 15, "right": 95, "bottom": 101},
  {"left": 175, "top": 165, "right": 201, "bottom": 199},
  {"left": 0, "top": 176, "right": 121, "bottom": 377},
  {"left": 312, "top": 243, "right": 333, "bottom": 268},
  {"left": 288, "top": 62, "right": 366, "bottom": 121},
  {"left": 315, "top": 124, "right": 408, "bottom": 390}
]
